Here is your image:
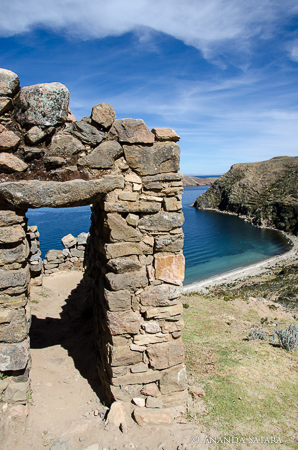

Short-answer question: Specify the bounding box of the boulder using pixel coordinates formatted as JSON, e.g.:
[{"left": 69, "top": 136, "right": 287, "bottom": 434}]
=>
[
  {"left": 155, "top": 253, "right": 185, "bottom": 285},
  {"left": 49, "top": 133, "right": 84, "bottom": 157},
  {"left": 106, "top": 213, "right": 142, "bottom": 242},
  {"left": 69, "top": 120, "right": 105, "bottom": 146},
  {"left": 109, "top": 119, "right": 154, "bottom": 144},
  {"left": 25, "top": 126, "right": 46, "bottom": 145},
  {"left": 0, "top": 69, "right": 20, "bottom": 97},
  {"left": 0, "top": 338, "right": 30, "bottom": 371},
  {"left": 91, "top": 103, "right": 116, "bottom": 128},
  {"left": 0, "top": 153, "right": 28, "bottom": 173},
  {"left": 105, "top": 401, "right": 127, "bottom": 433},
  {"left": 83, "top": 140, "right": 122, "bottom": 168},
  {"left": 124, "top": 142, "right": 180, "bottom": 176},
  {"left": 146, "top": 339, "right": 184, "bottom": 370},
  {"left": 151, "top": 128, "right": 180, "bottom": 142},
  {"left": 15, "top": 82, "right": 69, "bottom": 126},
  {"left": 107, "top": 310, "right": 142, "bottom": 335},
  {"left": 0, "top": 130, "right": 21, "bottom": 151},
  {"left": 138, "top": 211, "right": 184, "bottom": 232},
  {"left": 0, "top": 177, "right": 124, "bottom": 208}
]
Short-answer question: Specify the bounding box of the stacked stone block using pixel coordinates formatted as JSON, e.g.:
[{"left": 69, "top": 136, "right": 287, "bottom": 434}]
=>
[
  {"left": 27, "top": 225, "right": 42, "bottom": 278},
  {"left": 43, "top": 231, "right": 89, "bottom": 274},
  {"left": 0, "top": 67, "right": 187, "bottom": 416}
]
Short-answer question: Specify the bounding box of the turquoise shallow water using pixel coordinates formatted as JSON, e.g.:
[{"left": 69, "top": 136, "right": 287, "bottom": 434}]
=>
[{"left": 27, "top": 186, "right": 292, "bottom": 284}]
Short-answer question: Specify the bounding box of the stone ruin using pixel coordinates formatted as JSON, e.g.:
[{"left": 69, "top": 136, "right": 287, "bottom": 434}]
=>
[{"left": 0, "top": 68, "right": 187, "bottom": 424}]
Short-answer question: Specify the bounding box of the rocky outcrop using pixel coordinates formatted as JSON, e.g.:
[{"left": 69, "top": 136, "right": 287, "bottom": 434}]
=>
[
  {"left": 182, "top": 176, "right": 218, "bottom": 187},
  {"left": 194, "top": 156, "right": 298, "bottom": 234},
  {"left": 0, "top": 68, "right": 187, "bottom": 418}
]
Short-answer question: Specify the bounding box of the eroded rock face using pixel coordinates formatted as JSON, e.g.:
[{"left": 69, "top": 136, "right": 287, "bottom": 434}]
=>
[{"left": 15, "top": 82, "right": 69, "bottom": 126}]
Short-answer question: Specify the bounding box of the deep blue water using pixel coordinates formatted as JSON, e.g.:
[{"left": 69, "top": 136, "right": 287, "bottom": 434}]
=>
[{"left": 27, "top": 186, "right": 292, "bottom": 284}]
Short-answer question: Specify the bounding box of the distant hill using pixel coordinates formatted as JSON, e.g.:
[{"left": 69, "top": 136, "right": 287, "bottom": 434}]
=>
[
  {"left": 194, "top": 156, "right": 298, "bottom": 235},
  {"left": 182, "top": 176, "right": 218, "bottom": 187}
]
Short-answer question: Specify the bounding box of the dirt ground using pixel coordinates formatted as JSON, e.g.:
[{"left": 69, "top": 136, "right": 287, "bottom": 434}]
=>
[{"left": 1, "top": 272, "right": 204, "bottom": 450}]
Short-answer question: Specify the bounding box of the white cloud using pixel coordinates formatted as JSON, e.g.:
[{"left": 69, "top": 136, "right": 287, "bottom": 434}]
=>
[
  {"left": 1, "top": 0, "right": 298, "bottom": 62},
  {"left": 289, "top": 40, "right": 298, "bottom": 62}
]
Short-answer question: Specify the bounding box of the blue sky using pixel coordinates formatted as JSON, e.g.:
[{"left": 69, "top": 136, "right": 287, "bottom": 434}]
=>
[{"left": 1, "top": 0, "right": 298, "bottom": 175}]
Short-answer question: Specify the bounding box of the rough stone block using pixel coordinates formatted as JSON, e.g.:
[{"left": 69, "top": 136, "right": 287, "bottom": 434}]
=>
[
  {"left": 138, "top": 211, "right": 184, "bottom": 232},
  {"left": 139, "top": 284, "right": 181, "bottom": 307},
  {"left": 0, "top": 177, "right": 124, "bottom": 209},
  {"left": 145, "top": 303, "right": 183, "bottom": 320},
  {"left": 143, "top": 173, "right": 183, "bottom": 183},
  {"left": 124, "top": 142, "right": 180, "bottom": 176},
  {"left": 84, "top": 140, "right": 122, "bottom": 168},
  {"left": 106, "top": 213, "right": 142, "bottom": 242},
  {"left": 109, "top": 118, "right": 154, "bottom": 144},
  {"left": 154, "top": 234, "right": 184, "bottom": 252},
  {"left": 126, "top": 213, "right": 139, "bottom": 227},
  {"left": 111, "top": 345, "right": 143, "bottom": 366},
  {"left": 0, "top": 265, "right": 29, "bottom": 292},
  {"left": 45, "top": 156, "right": 66, "bottom": 169},
  {"left": 77, "top": 232, "right": 89, "bottom": 245},
  {"left": 105, "top": 269, "right": 148, "bottom": 291},
  {"left": 104, "top": 201, "right": 161, "bottom": 213},
  {"left": 159, "top": 364, "right": 187, "bottom": 394},
  {"left": 112, "top": 369, "right": 161, "bottom": 386},
  {"left": 107, "top": 256, "right": 142, "bottom": 274},
  {"left": 3, "top": 380, "right": 30, "bottom": 403},
  {"left": 0, "top": 309, "right": 29, "bottom": 343},
  {"left": 164, "top": 197, "right": 182, "bottom": 211},
  {"left": 23, "top": 147, "right": 45, "bottom": 161},
  {"left": 140, "top": 383, "right": 160, "bottom": 397},
  {"left": 146, "top": 339, "right": 184, "bottom": 370},
  {"left": 130, "top": 362, "right": 148, "bottom": 373},
  {"left": 0, "top": 210, "right": 25, "bottom": 226},
  {"left": 118, "top": 192, "right": 138, "bottom": 201},
  {"left": 45, "top": 249, "right": 65, "bottom": 261},
  {"left": 160, "top": 318, "right": 184, "bottom": 333},
  {"left": 104, "top": 289, "right": 132, "bottom": 311},
  {"left": 0, "top": 69, "right": 20, "bottom": 97},
  {"left": 145, "top": 397, "right": 163, "bottom": 408},
  {"left": 124, "top": 172, "right": 142, "bottom": 184},
  {"left": 142, "top": 321, "right": 161, "bottom": 334},
  {"left": 133, "top": 333, "right": 169, "bottom": 346},
  {"left": 0, "top": 339, "right": 30, "bottom": 371},
  {"left": 155, "top": 254, "right": 185, "bottom": 285},
  {"left": 104, "top": 242, "right": 142, "bottom": 259},
  {"left": 69, "top": 119, "right": 105, "bottom": 146},
  {"left": 0, "top": 242, "right": 28, "bottom": 266},
  {"left": 0, "top": 97, "right": 12, "bottom": 114},
  {"left": 49, "top": 133, "right": 84, "bottom": 157},
  {"left": 91, "top": 102, "right": 116, "bottom": 128},
  {"left": 107, "top": 310, "right": 142, "bottom": 335},
  {"left": 25, "top": 126, "right": 46, "bottom": 145},
  {"left": 61, "top": 234, "right": 77, "bottom": 248},
  {"left": 132, "top": 408, "right": 173, "bottom": 426},
  {"left": 0, "top": 131, "right": 21, "bottom": 151},
  {"left": 0, "top": 153, "right": 27, "bottom": 173},
  {"left": 15, "top": 82, "right": 69, "bottom": 126},
  {"left": 160, "top": 389, "right": 189, "bottom": 408},
  {"left": 151, "top": 128, "right": 180, "bottom": 142}
]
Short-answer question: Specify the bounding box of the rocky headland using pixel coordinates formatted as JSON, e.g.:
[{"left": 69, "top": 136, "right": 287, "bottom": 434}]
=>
[
  {"left": 182, "top": 176, "right": 218, "bottom": 187},
  {"left": 194, "top": 156, "right": 298, "bottom": 235}
]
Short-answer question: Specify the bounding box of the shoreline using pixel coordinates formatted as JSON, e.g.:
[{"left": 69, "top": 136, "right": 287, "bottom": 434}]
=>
[{"left": 183, "top": 232, "right": 298, "bottom": 294}]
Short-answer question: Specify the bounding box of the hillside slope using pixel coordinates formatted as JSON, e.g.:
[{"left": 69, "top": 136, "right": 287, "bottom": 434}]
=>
[{"left": 194, "top": 156, "right": 298, "bottom": 235}]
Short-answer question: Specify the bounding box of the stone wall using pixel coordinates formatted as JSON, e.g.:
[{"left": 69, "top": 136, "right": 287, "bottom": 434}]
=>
[{"left": 0, "top": 68, "right": 186, "bottom": 420}]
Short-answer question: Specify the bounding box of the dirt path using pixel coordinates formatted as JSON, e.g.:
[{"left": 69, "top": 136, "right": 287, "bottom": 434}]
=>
[{"left": 1, "top": 272, "right": 203, "bottom": 450}]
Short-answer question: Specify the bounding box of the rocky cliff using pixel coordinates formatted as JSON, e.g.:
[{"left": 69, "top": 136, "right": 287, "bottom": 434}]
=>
[{"left": 194, "top": 156, "right": 298, "bottom": 235}]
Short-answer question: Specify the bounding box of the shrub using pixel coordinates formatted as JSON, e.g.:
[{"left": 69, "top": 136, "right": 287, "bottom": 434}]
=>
[
  {"left": 271, "top": 324, "right": 298, "bottom": 352},
  {"left": 246, "top": 329, "right": 268, "bottom": 341}
]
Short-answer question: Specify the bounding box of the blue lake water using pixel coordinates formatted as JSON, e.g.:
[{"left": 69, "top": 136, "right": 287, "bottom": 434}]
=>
[{"left": 27, "top": 186, "right": 292, "bottom": 284}]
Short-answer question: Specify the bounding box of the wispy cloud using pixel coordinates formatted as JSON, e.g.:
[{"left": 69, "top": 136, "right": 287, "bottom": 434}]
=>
[{"left": 1, "top": 0, "right": 298, "bottom": 64}]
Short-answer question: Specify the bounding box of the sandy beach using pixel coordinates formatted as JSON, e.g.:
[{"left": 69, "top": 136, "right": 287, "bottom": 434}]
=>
[{"left": 183, "top": 232, "right": 298, "bottom": 294}]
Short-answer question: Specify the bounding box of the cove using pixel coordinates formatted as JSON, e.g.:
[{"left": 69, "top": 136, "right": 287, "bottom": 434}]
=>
[{"left": 183, "top": 186, "right": 292, "bottom": 285}]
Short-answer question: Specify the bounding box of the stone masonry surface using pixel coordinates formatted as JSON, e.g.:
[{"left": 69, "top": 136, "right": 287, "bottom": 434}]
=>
[{"left": 0, "top": 68, "right": 186, "bottom": 423}]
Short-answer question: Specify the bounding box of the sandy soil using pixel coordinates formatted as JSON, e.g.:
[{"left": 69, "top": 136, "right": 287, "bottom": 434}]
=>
[{"left": 1, "top": 271, "right": 204, "bottom": 450}]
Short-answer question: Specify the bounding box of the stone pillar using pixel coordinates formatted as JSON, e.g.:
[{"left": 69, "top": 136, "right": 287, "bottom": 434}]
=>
[
  {"left": 86, "top": 132, "right": 188, "bottom": 410},
  {"left": 0, "top": 208, "right": 31, "bottom": 417}
]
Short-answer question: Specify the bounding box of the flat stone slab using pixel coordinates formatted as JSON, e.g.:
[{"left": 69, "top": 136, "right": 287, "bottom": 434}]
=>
[{"left": 0, "top": 176, "right": 124, "bottom": 208}]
